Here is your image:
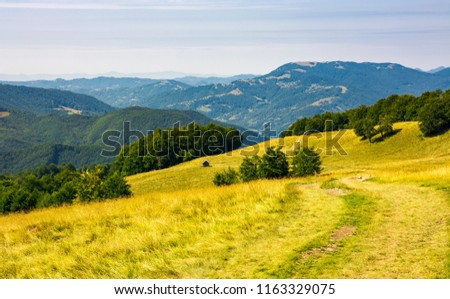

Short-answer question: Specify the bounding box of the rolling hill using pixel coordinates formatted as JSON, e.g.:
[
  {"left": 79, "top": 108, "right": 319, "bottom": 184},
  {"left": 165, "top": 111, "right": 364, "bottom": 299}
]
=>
[
  {"left": 0, "top": 106, "right": 241, "bottom": 173},
  {"left": 0, "top": 84, "right": 114, "bottom": 116},
  {"left": 0, "top": 122, "right": 448, "bottom": 278},
  {"left": 84, "top": 106, "right": 242, "bottom": 144}
]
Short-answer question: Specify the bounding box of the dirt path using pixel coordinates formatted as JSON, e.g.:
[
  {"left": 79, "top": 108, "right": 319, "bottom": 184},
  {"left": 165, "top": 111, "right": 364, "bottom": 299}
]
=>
[{"left": 336, "top": 178, "right": 449, "bottom": 278}]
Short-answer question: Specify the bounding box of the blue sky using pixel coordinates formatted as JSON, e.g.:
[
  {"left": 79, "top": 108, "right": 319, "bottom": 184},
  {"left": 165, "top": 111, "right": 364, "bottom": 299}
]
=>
[{"left": 0, "top": 0, "right": 449, "bottom": 77}]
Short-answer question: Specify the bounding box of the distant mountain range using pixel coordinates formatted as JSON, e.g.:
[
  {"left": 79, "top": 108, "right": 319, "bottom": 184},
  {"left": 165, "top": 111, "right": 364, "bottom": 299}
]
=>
[
  {"left": 4, "top": 62, "right": 449, "bottom": 132},
  {"left": 174, "top": 74, "right": 256, "bottom": 86},
  {"left": 139, "top": 62, "right": 450, "bottom": 131},
  {"left": 0, "top": 71, "right": 255, "bottom": 81},
  {"left": 1, "top": 74, "right": 255, "bottom": 108},
  {"left": 427, "top": 66, "right": 447, "bottom": 74},
  {"left": 131, "top": 62, "right": 450, "bottom": 131}
]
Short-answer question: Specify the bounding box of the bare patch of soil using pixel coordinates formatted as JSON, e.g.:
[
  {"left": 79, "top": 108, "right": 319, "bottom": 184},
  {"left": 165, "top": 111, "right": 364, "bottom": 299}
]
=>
[
  {"left": 331, "top": 225, "right": 357, "bottom": 242},
  {"left": 301, "top": 226, "right": 357, "bottom": 259},
  {"left": 323, "top": 188, "right": 350, "bottom": 196}
]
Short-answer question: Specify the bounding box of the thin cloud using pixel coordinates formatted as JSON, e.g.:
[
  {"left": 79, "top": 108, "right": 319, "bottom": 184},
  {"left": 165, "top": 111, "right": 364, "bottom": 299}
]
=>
[
  {"left": 0, "top": 2, "right": 202, "bottom": 10},
  {"left": 0, "top": 1, "right": 288, "bottom": 11}
]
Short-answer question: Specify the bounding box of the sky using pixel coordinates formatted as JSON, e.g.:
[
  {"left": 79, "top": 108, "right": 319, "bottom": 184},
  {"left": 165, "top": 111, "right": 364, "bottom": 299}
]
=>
[{"left": 0, "top": 0, "right": 449, "bottom": 78}]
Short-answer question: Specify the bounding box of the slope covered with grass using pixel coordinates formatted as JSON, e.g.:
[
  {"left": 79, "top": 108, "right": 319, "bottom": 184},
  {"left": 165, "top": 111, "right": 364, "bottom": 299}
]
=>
[{"left": 1, "top": 122, "right": 449, "bottom": 278}]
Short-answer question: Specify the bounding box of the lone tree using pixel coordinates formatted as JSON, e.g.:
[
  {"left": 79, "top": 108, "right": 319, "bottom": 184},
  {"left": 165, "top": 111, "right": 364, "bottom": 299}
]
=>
[
  {"left": 239, "top": 155, "right": 261, "bottom": 182},
  {"left": 291, "top": 146, "right": 321, "bottom": 177},
  {"left": 258, "top": 147, "right": 289, "bottom": 179}
]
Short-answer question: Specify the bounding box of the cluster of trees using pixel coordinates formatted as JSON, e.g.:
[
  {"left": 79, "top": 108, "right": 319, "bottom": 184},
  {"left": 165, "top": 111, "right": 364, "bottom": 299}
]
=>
[
  {"left": 213, "top": 146, "right": 321, "bottom": 186},
  {"left": 112, "top": 123, "right": 242, "bottom": 176},
  {"left": 282, "top": 112, "right": 349, "bottom": 136},
  {"left": 282, "top": 89, "right": 450, "bottom": 140},
  {"left": 0, "top": 163, "right": 131, "bottom": 215}
]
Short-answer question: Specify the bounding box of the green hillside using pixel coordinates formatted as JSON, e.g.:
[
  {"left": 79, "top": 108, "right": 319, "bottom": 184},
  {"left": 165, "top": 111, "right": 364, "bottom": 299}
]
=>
[
  {"left": 0, "top": 106, "right": 239, "bottom": 173},
  {"left": 0, "top": 84, "right": 114, "bottom": 116},
  {"left": 85, "top": 107, "right": 235, "bottom": 144},
  {"left": 1, "top": 122, "right": 448, "bottom": 278}
]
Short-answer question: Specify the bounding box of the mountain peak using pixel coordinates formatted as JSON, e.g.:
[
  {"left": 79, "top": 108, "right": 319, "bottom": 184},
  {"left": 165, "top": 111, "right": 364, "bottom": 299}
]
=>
[{"left": 428, "top": 66, "right": 447, "bottom": 73}]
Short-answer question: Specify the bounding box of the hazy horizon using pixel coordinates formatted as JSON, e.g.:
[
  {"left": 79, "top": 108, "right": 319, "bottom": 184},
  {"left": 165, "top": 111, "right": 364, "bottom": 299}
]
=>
[
  {"left": 0, "top": 61, "right": 448, "bottom": 82},
  {"left": 1, "top": 0, "right": 449, "bottom": 77}
]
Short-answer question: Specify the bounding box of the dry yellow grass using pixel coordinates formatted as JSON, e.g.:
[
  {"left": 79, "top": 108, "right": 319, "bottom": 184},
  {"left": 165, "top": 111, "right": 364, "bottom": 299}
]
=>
[{"left": 1, "top": 122, "right": 449, "bottom": 278}]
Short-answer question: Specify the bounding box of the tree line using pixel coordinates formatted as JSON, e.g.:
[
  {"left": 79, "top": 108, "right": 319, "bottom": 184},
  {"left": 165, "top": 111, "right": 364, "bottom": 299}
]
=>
[
  {"left": 213, "top": 146, "right": 321, "bottom": 186},
  {"left": 0, "top": 163, "right": 131, "bottom": 215},
  {"left": 112, "top": 123, "right": 242, "bottom": 176},
  {"left": 282, "top": 89, "right": 450, "bottom": 140}
]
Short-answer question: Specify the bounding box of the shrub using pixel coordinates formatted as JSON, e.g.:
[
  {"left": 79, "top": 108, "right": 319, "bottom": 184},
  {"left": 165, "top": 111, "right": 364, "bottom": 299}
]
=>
[
  {"left": 239, "top": 155, "right": 261, "bottom": 182},
  {"left": 258, "top": 147, "right": 289, "bottom": 179},
  {"left": 104, "top": 172, "right": 132, "bottom": 198},
  {"left": 291, "top": 147, "right": 321, "bottom": 177},
  {"left": 213, "top": 168, "right": 240, "bottom": 186}
]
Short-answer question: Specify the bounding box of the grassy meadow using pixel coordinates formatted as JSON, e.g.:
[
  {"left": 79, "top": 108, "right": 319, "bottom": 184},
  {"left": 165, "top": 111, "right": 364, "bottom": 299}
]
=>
[{"left": 1, "top": 122, "right": 449, "bottom": 278}]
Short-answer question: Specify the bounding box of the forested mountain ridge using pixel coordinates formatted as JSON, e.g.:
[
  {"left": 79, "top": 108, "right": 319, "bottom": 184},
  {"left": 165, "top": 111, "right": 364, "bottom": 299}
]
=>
[
  {"left": 134, "top": 61, "right": 450, "bottom": 131},
  {"left": 1, "top": 75, "right": 255, "bottom": 107},
  {"left": 0, "top": 84, "right": 114, "bottom": 116},
  {"left": 0, "top": 106, "right": 239, "bottom": 173},
  {"left": 4, "top": 62, "right": 449, "bottom": 132}
]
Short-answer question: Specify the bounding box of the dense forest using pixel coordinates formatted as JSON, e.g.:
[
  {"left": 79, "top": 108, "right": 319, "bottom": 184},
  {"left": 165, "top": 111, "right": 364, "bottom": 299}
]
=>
[
  {"left": 282, "top": 89, "right": 450, "bottom": 140},
  {"left": 112, "top": 123, "right": 242, "bottom": 176}
]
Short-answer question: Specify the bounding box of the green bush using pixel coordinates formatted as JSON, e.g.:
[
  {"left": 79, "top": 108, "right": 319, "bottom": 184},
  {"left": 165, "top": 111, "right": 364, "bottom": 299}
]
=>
[
  {"left": 213, "top": 168, "right": 240, "bottom": 186},
  {"left": 291, "top": 147, "right": 321, "bottom": 177},
  {"left": 258, "top": 147, "right": 289, "bottom": 179},
  {"left": 239, "top": 155, "right": 261, "bottom": 182},
  {"left": 104, "top": 172, "right": 132, "bottom": 198}
]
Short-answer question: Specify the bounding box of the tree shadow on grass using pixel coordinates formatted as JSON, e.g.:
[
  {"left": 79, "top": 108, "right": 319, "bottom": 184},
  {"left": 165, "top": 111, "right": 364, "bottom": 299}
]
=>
[
  {"left": 422, "top": 127, "right": 450, "bottom": 138},
  {"left": 372, "top": 128, "right": 402, "bottom": 143}
]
